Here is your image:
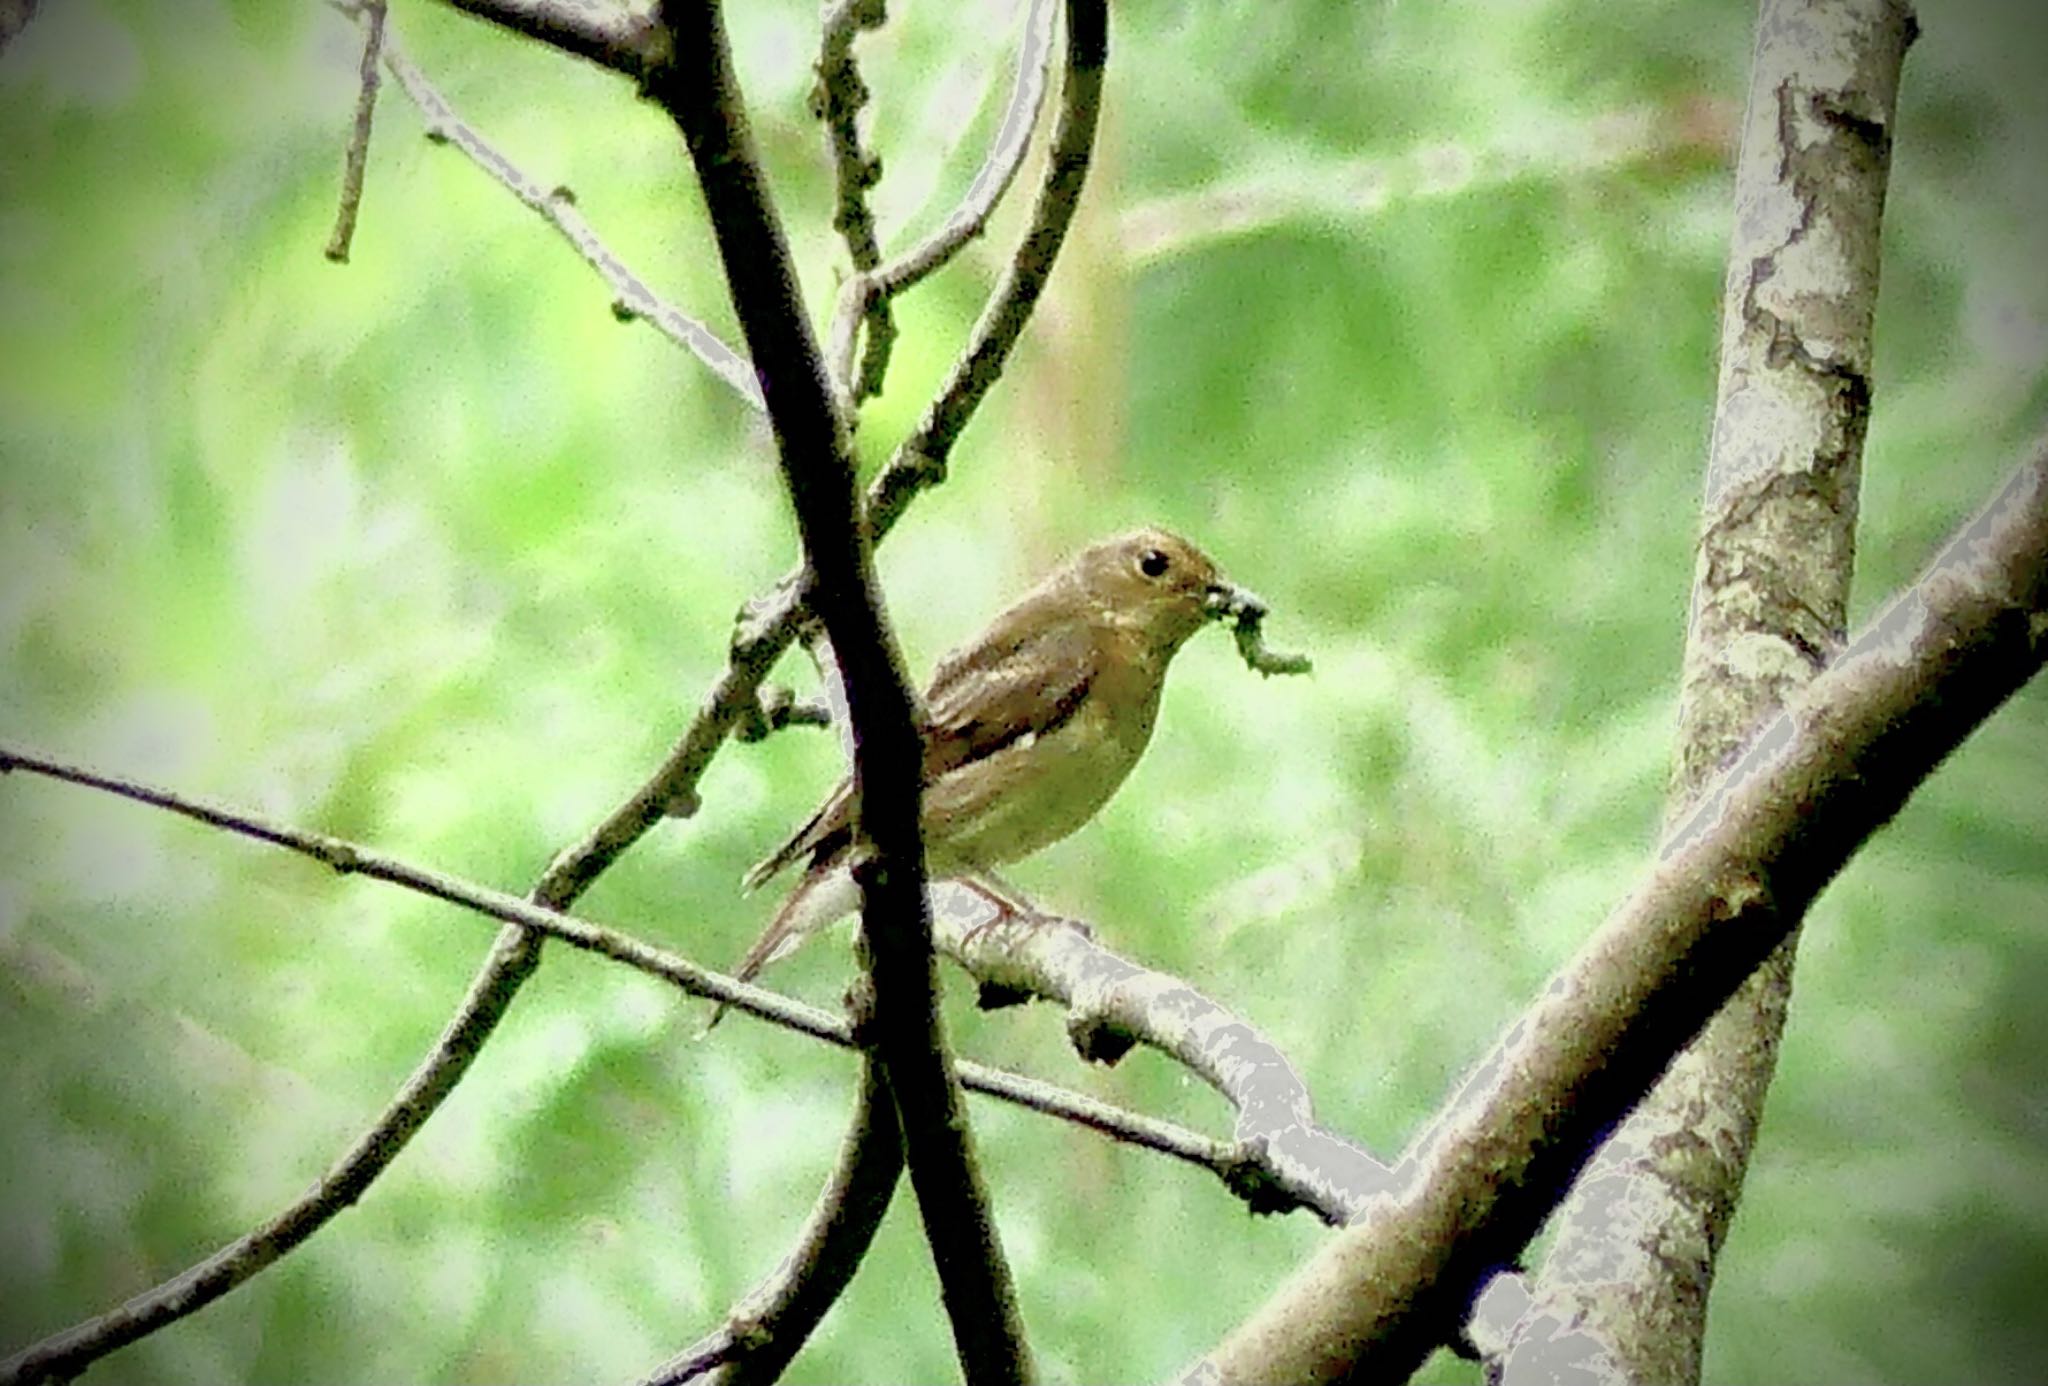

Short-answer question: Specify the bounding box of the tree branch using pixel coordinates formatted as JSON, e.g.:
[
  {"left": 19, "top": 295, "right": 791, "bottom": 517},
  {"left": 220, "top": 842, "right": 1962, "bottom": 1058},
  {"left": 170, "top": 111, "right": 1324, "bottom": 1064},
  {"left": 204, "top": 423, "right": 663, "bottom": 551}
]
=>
[
  {"left": 343, "top": 3, "right": 764, "bottom": 410},
  {"left": 0, "top": 740, "right": 1239, "bottom": 1153},
  {"left": 639, "top": 1057, "right": 902, "bottom": 1386},
  {"left": 1490, "top": 3, "right": 1917, "bottom": 1379},
  {"left": 439, "top": 0, "right": 658, "bottom": 77},
  {"left": 323, "top": 0, "right": 386, "bottom": 263},
  {"left": 936, "top": 888, "right": 1390, "bottom": 1223},
  {"left": 863, "top": 0, "right": 1107, "bottom": 542},
  {"left": 643, "top": 2, "right": 1032, "bottom": 1377},
  {"left": 815, "top": 0, "right": 894, "bottom": 405},
  {"left": 1190, "top": 443, "right": 2048, "bottom": 1384},
  {"left": 824, "top": 0, "right": 1060, "bottom": 404}
]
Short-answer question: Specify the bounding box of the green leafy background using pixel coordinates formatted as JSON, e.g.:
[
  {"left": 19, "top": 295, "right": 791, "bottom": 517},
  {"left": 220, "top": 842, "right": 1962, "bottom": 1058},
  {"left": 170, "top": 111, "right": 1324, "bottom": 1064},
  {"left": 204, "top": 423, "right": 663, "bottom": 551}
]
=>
[{"left": 2, "top": 0, "right": 2044, "bottom": 1381}]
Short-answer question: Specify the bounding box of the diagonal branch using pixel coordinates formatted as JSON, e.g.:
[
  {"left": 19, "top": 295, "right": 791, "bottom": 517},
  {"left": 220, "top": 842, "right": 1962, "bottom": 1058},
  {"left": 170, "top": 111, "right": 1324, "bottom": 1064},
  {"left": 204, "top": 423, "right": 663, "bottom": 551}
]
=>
[
  {"left": 0, "top": 739, "right": 1243, "bottom": 1165},
  {"left": 1488, "top": 4, "right": 1918, "bottom": 1379},
  {"left": 863, "top": 0, "right": 1107, "bottom": 542},
  {"left": 344, "top": 3, "right": 764, "bottom": 410},
  {"left": 1191, "top": 444, "right": 2048, "bottom": 1384},
  {"left": 824, "top": 0, "right": 1061, "bottom": 403},
  {"left": 644, "top": 2, "right": 1032, "bottom": 1377},
  {"left": 636, "top": 1057, "right": 902, "bottom": 1386},
  {"left": 440, "top": 0, "right": 659, "bottom": 77}
]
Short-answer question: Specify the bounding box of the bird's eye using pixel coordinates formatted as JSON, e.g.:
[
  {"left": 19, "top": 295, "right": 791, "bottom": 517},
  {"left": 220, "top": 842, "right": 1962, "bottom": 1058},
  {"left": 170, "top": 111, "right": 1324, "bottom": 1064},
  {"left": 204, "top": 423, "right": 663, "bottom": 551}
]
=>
[{"left": 1138, "top": 548, "right": 1171, "bottom": 578}]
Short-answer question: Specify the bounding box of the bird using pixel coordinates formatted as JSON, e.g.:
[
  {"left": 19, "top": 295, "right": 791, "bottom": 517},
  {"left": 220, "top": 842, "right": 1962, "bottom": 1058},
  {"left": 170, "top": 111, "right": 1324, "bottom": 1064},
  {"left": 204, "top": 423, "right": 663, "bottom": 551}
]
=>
[{"left": 705, "top": 527, "right": 1267, "bottom": 1029}]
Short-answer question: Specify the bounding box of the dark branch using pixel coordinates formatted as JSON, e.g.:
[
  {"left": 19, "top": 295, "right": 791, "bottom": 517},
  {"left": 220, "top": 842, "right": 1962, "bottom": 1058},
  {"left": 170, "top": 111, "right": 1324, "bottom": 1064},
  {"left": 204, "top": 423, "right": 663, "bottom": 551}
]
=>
[
  {"left": 639, "top": 1058, "right": 902, "bottom": 1386},
  {"left": 440, "top": 0, "right": 658, "bottom": 77},
  {"left": 644, "top": 2, "right": 1032, "bottom": 1377}
]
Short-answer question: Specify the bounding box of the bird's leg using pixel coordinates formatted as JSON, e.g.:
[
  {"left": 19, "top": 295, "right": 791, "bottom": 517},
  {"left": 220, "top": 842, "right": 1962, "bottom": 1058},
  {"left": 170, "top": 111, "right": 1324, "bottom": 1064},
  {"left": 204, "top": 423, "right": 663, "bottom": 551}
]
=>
[{"left": 953, "top": 872, "right": 1092, "bottom": 950}]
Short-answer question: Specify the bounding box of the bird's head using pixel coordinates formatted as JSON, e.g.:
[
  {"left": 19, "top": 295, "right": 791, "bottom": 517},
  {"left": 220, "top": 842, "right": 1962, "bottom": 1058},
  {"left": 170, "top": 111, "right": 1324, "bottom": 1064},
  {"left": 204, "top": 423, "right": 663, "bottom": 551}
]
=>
[{"left": 1071, "top": 527, "right": 1268, "bottom": 655}]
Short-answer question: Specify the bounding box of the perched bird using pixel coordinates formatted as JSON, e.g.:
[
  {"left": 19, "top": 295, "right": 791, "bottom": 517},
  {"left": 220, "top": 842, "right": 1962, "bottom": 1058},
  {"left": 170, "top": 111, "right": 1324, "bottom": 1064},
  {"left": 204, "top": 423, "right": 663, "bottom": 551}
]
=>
[{"left": 708, "top": 527, "right": 1266, "bottom": 1028}]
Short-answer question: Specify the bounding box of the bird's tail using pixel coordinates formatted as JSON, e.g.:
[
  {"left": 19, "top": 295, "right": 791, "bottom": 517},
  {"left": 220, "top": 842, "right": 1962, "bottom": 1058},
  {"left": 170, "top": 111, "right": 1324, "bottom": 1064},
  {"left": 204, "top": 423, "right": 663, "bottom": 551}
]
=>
[{"left": 702, "top": 863, "right": 859, "bottom": 1034}]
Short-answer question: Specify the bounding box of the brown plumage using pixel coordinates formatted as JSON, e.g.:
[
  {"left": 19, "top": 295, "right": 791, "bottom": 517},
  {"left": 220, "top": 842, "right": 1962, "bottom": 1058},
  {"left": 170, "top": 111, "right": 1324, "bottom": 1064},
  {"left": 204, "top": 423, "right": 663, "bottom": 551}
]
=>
[{"left": 707, "top": 527, "right": 1261, "bottom": 1029}]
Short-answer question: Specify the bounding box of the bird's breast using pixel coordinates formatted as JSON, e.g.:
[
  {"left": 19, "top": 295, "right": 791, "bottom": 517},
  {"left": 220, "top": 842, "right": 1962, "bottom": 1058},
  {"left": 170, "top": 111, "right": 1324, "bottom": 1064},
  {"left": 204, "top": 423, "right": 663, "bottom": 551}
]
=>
[{"left": 920, "top": 683, "right": 1160, "bottom": 873}]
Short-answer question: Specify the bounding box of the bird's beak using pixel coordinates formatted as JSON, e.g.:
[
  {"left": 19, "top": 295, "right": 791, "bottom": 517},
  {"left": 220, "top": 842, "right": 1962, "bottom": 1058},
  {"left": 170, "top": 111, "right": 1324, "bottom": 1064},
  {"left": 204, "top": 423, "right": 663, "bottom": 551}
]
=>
[{"left": 1202, "top": 580, "right": 1268, "bottom": 624}]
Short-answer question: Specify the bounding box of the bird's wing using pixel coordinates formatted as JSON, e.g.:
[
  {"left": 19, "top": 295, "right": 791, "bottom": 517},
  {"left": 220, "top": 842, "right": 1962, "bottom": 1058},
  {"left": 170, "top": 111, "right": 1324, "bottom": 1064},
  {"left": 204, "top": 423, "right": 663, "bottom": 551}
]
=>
[
  {"left": 920, "top": 603, "right": 1100, "bottom": 781},
  {"left": 743, "top": 603, "right": 1100, "bottom": 890}
]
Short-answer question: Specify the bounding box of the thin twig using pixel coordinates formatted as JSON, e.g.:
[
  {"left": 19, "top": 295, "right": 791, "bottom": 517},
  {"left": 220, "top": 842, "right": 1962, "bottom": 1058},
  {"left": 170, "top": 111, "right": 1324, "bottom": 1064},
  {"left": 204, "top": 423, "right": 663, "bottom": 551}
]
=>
[
  {"left": 864, "top": 0, "right": 1107, "bottom": 542},
  {"left": 0, "top": 742, "right": 1241, "bottom": 1163},
  {"left": 324, "top": 0, "right": 387, "bottom": 263},
  {"left": 873, "top": 0, "right": 1059, "bottom": 300},
  {"left": 825, "top": 0, "right": 1060, "bottom": 402},
  {"left": 815, "top": 0, "right": 893, "bottom": 404},
  {"left": 647, "top": 0, "right": 1034, "bottom": 1375},
  {"left": 331, "top": 2, "right": 765, "bottom": 410}
]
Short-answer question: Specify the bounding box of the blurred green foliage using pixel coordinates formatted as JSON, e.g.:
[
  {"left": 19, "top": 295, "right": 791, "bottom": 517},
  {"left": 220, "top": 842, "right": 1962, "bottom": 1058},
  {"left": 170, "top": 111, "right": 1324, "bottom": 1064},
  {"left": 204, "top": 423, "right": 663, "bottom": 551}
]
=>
[{"left": 2, "top": 0, "right": 2044, "bottom": 1382}]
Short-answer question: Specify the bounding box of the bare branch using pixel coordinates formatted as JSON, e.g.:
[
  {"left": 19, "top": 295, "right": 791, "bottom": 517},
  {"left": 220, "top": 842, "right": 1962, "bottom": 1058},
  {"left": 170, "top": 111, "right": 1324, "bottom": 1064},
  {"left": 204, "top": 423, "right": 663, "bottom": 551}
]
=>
[
  {"left": 939, "top": 889, "right": 1389, "bottom": 1223},
  {"left": 438, "top": 0, "right": 658, "bottom": 77},
  {"left": 825, "top": 0, "right": 1060, "bottom": 402},
  {"left": 815, "top": 0, "right": 894, "bottom": 403},
  {"left": 1192, "top": 443, "right": 2048, "bottom": 1384},
  {"left": 864, "top": 0, "right": 1108, "bottom": 542},
  {"left": 324, "top": 0, "right": 387, "bottom": 263},
  {"left": 640, "top": 1058, "right": 903, "bottom": 1386},
  {"left": 641, "top": 2, "right": 1033, "bottom": 1374},
  {"left": 0, "top": 741, "right": 1241, "bottom": 1170},
  {"left": 339, "top": 4, "right": 764, "bottom": 410},
  {"left": 1119, "top": 96, "right": 1737, "bottom": 267}
]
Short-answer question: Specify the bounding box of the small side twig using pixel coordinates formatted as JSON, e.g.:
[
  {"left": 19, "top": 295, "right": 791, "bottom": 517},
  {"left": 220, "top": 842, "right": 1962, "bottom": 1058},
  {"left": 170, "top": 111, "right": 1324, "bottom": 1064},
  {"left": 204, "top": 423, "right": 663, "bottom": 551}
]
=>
[
  {"left": 824, "top": 0, "right": 1060, "bottom": 402},
  {"left": 327, "top": 2, "right": 765, "bottom": 410},
  {"left": 815, "top": 0, "right": 894, "bottom": 404},
  {"left": 732, "top": 683, "right": 832, "bottom": 744},
  {"left": 324, "top": 0, "right": 387, "bottom": 263}
]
